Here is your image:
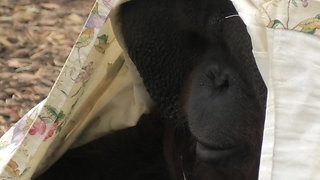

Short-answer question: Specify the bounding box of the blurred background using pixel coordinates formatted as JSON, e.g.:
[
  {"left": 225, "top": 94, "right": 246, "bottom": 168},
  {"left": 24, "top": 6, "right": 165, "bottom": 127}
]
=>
[{"left": 0, "top": 0, "right": 95, "bottom": 136}]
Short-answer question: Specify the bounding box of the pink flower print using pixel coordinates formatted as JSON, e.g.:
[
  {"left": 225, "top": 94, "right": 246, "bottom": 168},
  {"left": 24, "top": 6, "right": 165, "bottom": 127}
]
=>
[
  {"left": 29, "top": 118, "right": 46, "bottom": 135},
  {"left": 75, "top": 61, "right": 94, "bottom": 83},
  {"left": 12, "top": 115, "right": 28, "bottom": 145},
  {"left": 86, "top": 14, "right": 106, "bottom": 29},
  {"left": 103, "top": 0, "right": 112, "bottom": 9},
  {"left": 301, "top": 0, "right": 308, "bottom": 7},
  {"left": 44, "top": 122, "right": 59, "bottom": 141},
  {"left": 85, "top": 4, "right": 107, "bottom": 29}
]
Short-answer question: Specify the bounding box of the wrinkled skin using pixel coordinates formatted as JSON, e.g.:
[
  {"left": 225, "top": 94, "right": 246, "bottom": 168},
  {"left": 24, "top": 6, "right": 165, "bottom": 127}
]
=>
[{"left": 34, "top": 0, "right": 267, "bottom": 180}]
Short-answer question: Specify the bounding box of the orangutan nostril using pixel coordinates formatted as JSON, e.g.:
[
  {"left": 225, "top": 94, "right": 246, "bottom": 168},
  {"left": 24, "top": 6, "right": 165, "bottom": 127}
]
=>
[
  {"left": 204, "top": 64, "right": 231, "bottom": 93},
  {"left": 219, "top": 79, "right": 229, "bottom": 92}
]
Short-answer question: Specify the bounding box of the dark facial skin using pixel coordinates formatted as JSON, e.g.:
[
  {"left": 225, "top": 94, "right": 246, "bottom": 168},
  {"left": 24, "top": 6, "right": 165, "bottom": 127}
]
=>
[
  {"left": 182, "top": 50, "right": 265, "bottom": 180},
  {"left": 34, "top": 0, "right": 267, "bottom": 179}
]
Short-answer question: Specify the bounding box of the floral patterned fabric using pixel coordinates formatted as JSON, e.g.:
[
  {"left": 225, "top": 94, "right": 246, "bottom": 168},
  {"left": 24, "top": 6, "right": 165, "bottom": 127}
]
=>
[
  {"left": 232, "top": 0, "right": 320, "bottom": 179},
  {"left": 0, "top": 0, "right": 153, "bottom": 179},
  {"left": 263, "top": 0, "right": 320, "bottom": 36}
]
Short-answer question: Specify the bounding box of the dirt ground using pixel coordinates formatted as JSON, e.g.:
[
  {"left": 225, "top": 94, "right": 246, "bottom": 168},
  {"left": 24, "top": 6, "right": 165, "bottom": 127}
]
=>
[{"left": 0, "top": 0, "right": 95, "bottom": 136}]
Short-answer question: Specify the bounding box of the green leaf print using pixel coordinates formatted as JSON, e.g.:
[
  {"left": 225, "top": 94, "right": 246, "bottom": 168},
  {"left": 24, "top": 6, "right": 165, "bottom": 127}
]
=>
[
  {"left": 301, "top": 27, "right": 316, "bottom": 34},
  {"left": 267, "top": 19, "right": 282, "bottom": 28}
]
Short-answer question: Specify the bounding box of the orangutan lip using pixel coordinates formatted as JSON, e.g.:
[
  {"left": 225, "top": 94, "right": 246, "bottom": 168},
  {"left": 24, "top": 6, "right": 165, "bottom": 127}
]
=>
[{"left": 196, "top": 142, "right": 241, "bottom": 163}]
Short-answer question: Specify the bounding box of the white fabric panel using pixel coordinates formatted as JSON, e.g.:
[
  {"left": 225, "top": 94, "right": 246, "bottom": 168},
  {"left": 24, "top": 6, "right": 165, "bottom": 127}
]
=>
[{"left": 232, "top": 0, "right": 320, "bottom": 179}]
